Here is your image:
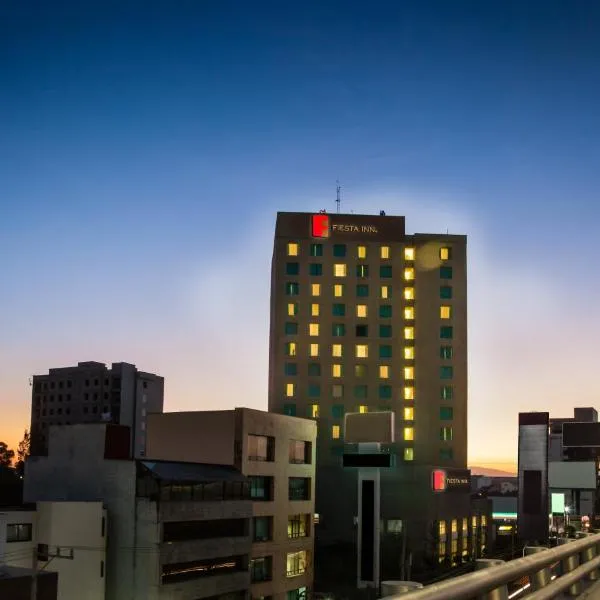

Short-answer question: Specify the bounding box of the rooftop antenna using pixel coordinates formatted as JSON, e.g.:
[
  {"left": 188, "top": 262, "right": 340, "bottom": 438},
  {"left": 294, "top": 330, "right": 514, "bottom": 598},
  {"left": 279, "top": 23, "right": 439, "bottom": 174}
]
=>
[{"left": 336, "top": 180, "right": 341, "bottom": 214}]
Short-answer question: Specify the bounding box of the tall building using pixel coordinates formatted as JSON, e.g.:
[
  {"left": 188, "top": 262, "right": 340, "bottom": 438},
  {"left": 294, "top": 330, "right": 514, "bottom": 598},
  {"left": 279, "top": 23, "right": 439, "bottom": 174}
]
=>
[
  {"left": 30, "top": 361, "right": 164, "bottom": 457},
  {"left": 146, "top": 407, "right": 317, "bottom": 600},
  {"left": 268, "top": 211, "right": 477, "bottom": 585}
]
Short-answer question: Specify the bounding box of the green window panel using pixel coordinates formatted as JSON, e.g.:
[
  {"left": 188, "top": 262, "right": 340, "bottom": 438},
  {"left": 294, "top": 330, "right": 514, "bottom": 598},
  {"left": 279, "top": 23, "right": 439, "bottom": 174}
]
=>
[
  {"left": 379, "top": 265, "right": 392, "bottom": 278},
  {"left": 440, "top": 326, "right": 453, "bottom": 339},
  {"left": 379, "top": 325, "right": 392, "bottom": 338},
  {"left": 356, "top": 264, "right": 369, "bottom": 278},
  {"left": 440, "top": 266, "right": 453, "bottom": 279},
  {"left": 332, "top": 303, "right": 346, "bottom": 316},
  {"left": 332, "top": 404, "right": 345, "bottom": 419},
  {"left": 309, "top": 263, "right": 323, "bottom": 276},
  {"left": 379, "top": 345, "right": 392, "bottom": 358},
  {"left": 333, "top": 244, "right": 347, "bottom": 257},
  {"left": 285, "top": 322, "right": 298, "bottom": 335},
  {"left": 440, "top": 346, "right": 453, "bottom": 359},
  {"left": 440, "top": 407, "right": 454, "bottom": 420},
  {"left": 440, "top": 286, "right": 453, "bottom": 299},
  {"left": 441, "top": 385, "right": 453, "bottom": 400},
  {"left": 379, "top": 385, "right": 392, "bottom": 399},
  {"left": 283, "top": 403, "right": 296, "bottom": 416},
  {"left": 308, "top": 383, "right": 321, "bottom": 398},
  {"left": 379, "top": 305, "right": 392, "bottom": 318},
  {"left": 285, "top": 282, "right": 299, "bottom": 296},
  {"left": 332, "top": 323, "right": 346, "bottom": 337},
  {"left": 308, "top": 363, "right": 321, "bottom": 376},
  {"left": 310, "top": 244, "right": 323, "bottom": 257},
  {"left": 284, "top": 363, "right": 297, "bottom": 376},
  {"left": 354, "top": 385, "right": 368, "bottom": 399},
  {"left": 356, "top": 284, "right": 369, "bottom": 297},
  {"left": 286, "top": 262, "right": 299, "bottom": 275},
  {"left": 440, "top": 366, "right": 453, "bottom": 380}
]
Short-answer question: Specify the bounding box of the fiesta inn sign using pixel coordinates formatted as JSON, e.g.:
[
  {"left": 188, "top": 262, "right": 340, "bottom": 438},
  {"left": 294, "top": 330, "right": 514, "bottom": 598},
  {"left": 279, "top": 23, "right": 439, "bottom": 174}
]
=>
[{"left": 311, "top": 214, "right": 379, "bottom": 238}]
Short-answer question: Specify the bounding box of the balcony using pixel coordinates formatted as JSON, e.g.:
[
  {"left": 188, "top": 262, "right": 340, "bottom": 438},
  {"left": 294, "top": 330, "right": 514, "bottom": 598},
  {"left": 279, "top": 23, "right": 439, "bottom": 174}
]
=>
[{"left": 161, "top": 570, "right": 250, "bottom": 600}]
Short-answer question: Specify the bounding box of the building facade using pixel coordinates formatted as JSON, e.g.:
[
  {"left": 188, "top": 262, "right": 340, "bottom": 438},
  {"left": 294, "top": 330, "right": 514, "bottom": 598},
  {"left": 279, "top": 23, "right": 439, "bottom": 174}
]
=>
[
  {"left": 30, "top": 361, "right": 164, "bottom": 457},
  {"left": 146, "top": 407, "right": 316, "bottom": 600}
]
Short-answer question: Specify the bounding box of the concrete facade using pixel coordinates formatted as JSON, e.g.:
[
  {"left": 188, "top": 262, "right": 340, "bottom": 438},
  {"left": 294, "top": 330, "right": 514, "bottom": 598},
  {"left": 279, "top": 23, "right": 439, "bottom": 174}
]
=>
[
  {"left": 0, "top": 507, "right": 36, "bottom": 569},
  {"left": 146, "top": 407, "right": 317, "bottom": 600}
]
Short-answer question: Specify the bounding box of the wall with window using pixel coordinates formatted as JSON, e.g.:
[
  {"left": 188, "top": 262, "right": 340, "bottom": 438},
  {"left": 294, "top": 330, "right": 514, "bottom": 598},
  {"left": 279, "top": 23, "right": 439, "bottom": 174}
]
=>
[{"left": 0, "top": 509, "right": 36, "bottom": 569}]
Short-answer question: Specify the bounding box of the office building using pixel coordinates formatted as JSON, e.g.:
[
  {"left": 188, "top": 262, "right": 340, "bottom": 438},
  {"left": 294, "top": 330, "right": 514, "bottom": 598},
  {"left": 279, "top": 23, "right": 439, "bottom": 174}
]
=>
[
  {"left": 25, "top": 424, "right": 253, "bottom": 600},
  {"left": 146, "top": 407, "right": 316, "bottom": 600},
  {"left": 30, "top": 361, "right": 164, "bottom": 457},
  {"left": 268, "top": 211, "right": 480, "bottom": 586}
]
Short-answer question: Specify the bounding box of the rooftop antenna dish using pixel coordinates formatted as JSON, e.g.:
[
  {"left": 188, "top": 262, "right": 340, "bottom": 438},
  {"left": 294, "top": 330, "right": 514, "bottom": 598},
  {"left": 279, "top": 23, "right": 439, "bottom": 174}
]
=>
[{"left": 336, "top": 180, "right": 341, "bottom": 214}]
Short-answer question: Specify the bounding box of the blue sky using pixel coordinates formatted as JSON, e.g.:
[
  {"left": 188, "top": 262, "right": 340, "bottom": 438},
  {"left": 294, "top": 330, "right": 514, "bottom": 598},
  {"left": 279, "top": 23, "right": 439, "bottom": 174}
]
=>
[{"left": 2, "top": 0, "right": 600, "bottom": 467}]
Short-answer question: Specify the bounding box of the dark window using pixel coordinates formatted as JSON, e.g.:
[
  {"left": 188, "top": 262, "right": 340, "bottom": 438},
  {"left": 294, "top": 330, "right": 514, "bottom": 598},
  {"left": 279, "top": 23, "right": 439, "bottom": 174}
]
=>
[
  {"left": 65, "top": 408, "right": 71, "bottom": 415},
  {"left": 333, "top": 244, "right": 347, "bottom": 257},
  {"left": 440, "top": 266, "right": 453, "bottom": 279},
  {"left": 92, "top": 406, "right": 98, "bottom": 414},
  {"left": 523, "top": 470, "right": 542, "bottom": 514},
  {"left": 356, "top": 284, "right": 369, "bottom": 297},
  {"left": 253, "top": 516, "right": 273, "bottom": 542},
  {"left": 100, "top": 560, "right": 104, "bottom": 578},
  {"left": 49, "top": 409, "right": 54, "bottom": 416},
  {"left": 42, "top": 409, "right": 46, "bottom": 416},
  {"left": 6, "top": 523, "right": 32, "bottom": 543},
  {"left": 332, "top": 303, "right": 346, "bottom": 316},
  {"left": 285, "top": 322, "right": 298, "bottom": 335},
  {"left": 247, "top": 434, "right": 275, "bottom": 461},
  {"left": 440, "top": 407, "right": 454, "bottom": 420},
  {"left": 286, "top": 282, "right": 300, "bottom": 296},
  {"left": 356, "top": 264, "right": 369, "bottom": 278},
  {"left": 379, "top": 265, "right": 392, "bottom": 278},
  {"left": 289, "top": 477, "right": 311, "bottom": 501},
  {"left": 288, "top": 514, "right": 310, "bottom": 538},
  {"left": 441, "top": 385, "right": 453, "bottom": 400},
  {"left": 308, "top": 383, "right": 320, "bottom": 398},
  {"left": 379, "top": 385, "right": 392, "bottom": 399},
  {"left": 379, "top": 305, "right": 392, "bottom": 318},
  {"left": 161, "top": 555, "right": 245, "bottom": 584},
  {"left": 440, "top": 346, "right": 453, "bottom": 359},
  {"left": 49, "top": 396, "right": 54, "bottom": 403},
  {"left": 332, "top": 323, "right": 346, "bottom": 337},
  {"left": 440, "top": 366, "right": 453, "bottom": 380},
  {"left": 58, "top": 381, "right": 63, "bottom": 389},
  {"left": 283, "top": 403, "right": 296, "bottom": 417},
  {"left": 104, "top": 392, "right": 108, "bottom": 400},
  {"left": 57, "top": 408, "right": 62, "bottom": 415},
  {"left": 67, "top": 380, "right": 72, "bottom": 388},
  {"left": 356, "top": 325, "right": 368, "bottom": 337},
  {"left": 310, "top": 243, "right": 323, "bottom": 257},
  {"left": 250, "top": 476, "right": 274, "bottom": 501},
  {"left": 440, "top": 286, "right": 453, "bottom": 299},
  {"left": 83, "top": 407, "right": 88, "bottom": 414},
  {"left": 101, "top": 517, "right": 105, "bottom": 537},
  {"left": 308, "top": 363, "right": 321, "bottom": 376},
  {"left": 285, "top": 363, "right": 297, "bottom": 376},
  {"left": 379, "top": 325, "right": 392, "bottom": 338},
  {"left": 250, "top": 556, "right": 272, "bottom": 583},
  {"left": 332, "top": 404, "right": 344, "bottom": 419},
  {"left": 440, "top": 326, "right": 453, "bottom": 339},
  {"left": 50, "top": 382, "right": 55, "bottom": 389},
  {"left": 163, "top": 519, "right": 246, "bottom": 542},
  {"left": 309, "top": 263, "right": 323, "bottom": 276},
  {"left": 84, "top": 380, "right": 89, "bottom": 387},
  {"left": 440, "top": 447, "right": 454, "bottom": 460},
  {"left": 94, "top": 378, "right": 99, "bottom": 386},
  {"left": 379, "top": 345, "right": 392, "bottom": 358},
  {"left": 286, "top": 262, "right": 300, "bottom": 275},
  {"left": 143, "top": 381, "right": 148, "bottom": 389},
  {"left": 84, "top": 393, "right": 89, "bottom": 401},
  {"left": 354, "top": 385, "right": 368, "bottom": 399},
  {"left": 289, "top": 440, "right": 311, "bottom": 464}
]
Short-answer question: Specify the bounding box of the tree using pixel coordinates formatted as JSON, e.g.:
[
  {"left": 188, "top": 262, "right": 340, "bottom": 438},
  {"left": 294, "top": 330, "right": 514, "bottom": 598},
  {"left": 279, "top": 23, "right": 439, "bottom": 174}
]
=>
[
  {"left": 14, "top": 430, "right": 30, "bottom": 477},
  {"left": 0, "top": 441, "right": 15, "bottom": 467}
]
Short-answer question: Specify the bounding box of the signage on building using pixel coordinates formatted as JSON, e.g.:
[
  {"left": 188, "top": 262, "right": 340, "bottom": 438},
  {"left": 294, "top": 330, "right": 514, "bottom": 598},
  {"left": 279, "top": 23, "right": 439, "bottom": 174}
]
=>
[
  {"left": 432, "top": 468, "right": 471, "bottom": 493},
  {"left": 311, "top": 214, "right": 330, "bottom": 238},
  {"left": 311, "top": 213, "right": 380, "bottom": 238}
]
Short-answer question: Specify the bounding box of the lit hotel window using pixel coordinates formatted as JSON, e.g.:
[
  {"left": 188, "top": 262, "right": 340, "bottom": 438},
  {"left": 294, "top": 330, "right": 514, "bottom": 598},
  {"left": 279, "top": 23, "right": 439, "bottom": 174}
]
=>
[
  {"left": 439, "top": 521, "right": 447, "bottom": 536},
  {"left": 404, "top": 327, "right": 415, "bottom": 340},
  {"left": 441, "top": 426, "right": 453, "bottom": 441},
  {"left": 440, "top": 247, "right": 451, "bottom": 261},
  {"left": 404, "top": 247, "right": 415, "bottom": 261},
  {"left": 380, "top": 246, "right": 390, "bottom": 259},
  {"left": 440, "top": 305, "right": 452, "bottom": 319},
  {"left": 287, "top": 243, "right": 299, "bottom": 256},
  {"left": 357, "top": 245, "right": 367, "bottom": 259},
  {"left": 404, "top": 386, "right": 414, "bottom": 400},
  {"left": 311, "top": 303, "right": 320, "bottom": 317},
  {"left": 404, "top": 287, "right": 414, "bottom": 300},
  {"left": 334, "top": 284, "right": 344, "bottom": 297},
  {"left": 404, "top": 407, "right": 414, "bottom": 421},
  {"left": 404, "top": 267, "right": 415, "bottom": 281},
  {"left": 309, "top": 344, "right": 319, "bottom": 357},
  {"left": 359, "top": 405, "right": 368, "bottom": 414},
  {"left": 311, "top": 283, "right": 321, "bottom": 297},
  {"left": 332, "top": 425, "right": 340, "bottom": 440},
  {"left": 309, "top": 323, "right": 319, "bottom": 337},
  {"left": 404, "top": 307, "right": 415, "bottom": 320},
  {"left": 286, "top": 342, "right": 297, "bottom": 357},
  {"left": 356, "top": 305, "right": 368, "bottom": 318},
  {"left": 332, "top": 344, "right": 343, "bottom": 357},
  {"left": 334, "top": 264, "right": 347, "bottom": 277},
  {"left": 404, "top": 447, "right": 414, "bottom": 461},
  {"left": 356, "top": 344, "right": 369, "bottom": 358},
  {"left": 311, "top": 404, "right": 319, "bottom": 418},
  {"left": 380, "top": 285, "right": 391, "bottom": 299},
  {"left": 404, "top": 347, "right": 414, "bottom": 360},
  {"left": 379, "top": 365, "right": 389, "bottom": 379},
  {"left": 287, "top": 303, "right": 298, "bottom": 317},
  {"left": 451, "top": 519, "right": 457, "bottom": 533},
  {"left": 404, "top": 367, "right": 414, "bottom": 380},
  {"left": 403, "top": 427, "right": 414, "bottom": 441},
  {"left": 286, "top": 383, "right": 295, "bottom": 397},
  {"left": 332, "top": 384, "right": 343, "bottom": 398},
  {"left": 332, "top": 364, "right": 342, "bottom": 378}
]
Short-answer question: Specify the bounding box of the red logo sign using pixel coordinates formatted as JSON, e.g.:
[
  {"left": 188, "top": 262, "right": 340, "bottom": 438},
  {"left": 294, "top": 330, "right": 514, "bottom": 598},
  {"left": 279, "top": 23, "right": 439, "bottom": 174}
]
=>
[
  {"left": 312, "top": 214, "right": 330, "bottom": 238},
  {"left": 432, "top": 469, "right": 446, "bottom": 492}
]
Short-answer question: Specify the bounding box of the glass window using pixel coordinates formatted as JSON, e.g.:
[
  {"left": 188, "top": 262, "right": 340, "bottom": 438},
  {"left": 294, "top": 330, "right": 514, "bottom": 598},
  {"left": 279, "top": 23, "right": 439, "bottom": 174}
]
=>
[
  {"left": 311, "top": 283, "right": 321, "bottom": 296},
  {"left": 334, "top": 284, "right": 344, "bottom": 297},
  {"left": 440, "top": 366, "right": 453, "bottom": 380},
  {"left": 440, "top": 305, "right": 452, "bottom": 319},
  {"left": 250, "top": 556, "right": 272, "bottom": 582},
  {"left": 309, "top": 323, "right": 319, "bottom": 336},
  {"left": 356, "top": 304, "right": 368, "bottom": 317},
  {"left": 286, "top": 262, "right": 299, "bottom": 275},
  {"left": 379, "top": 325, "right": 392, "bottom": 338},
  {"left": 285, "top": 383, "right": 295, "bottom": 397},
  {"left": 356, "top": 344, "right": 368, "bottom": 358},
  {"left": 379, "top": 365, "right": 389, "bottom": 379},
  {"left": 332, "top": 425, "right": 340, "bottom": 439},
  {"left": 250, "top": 476, "right": 274, "bottom": 500},
  {"left": 310, "top": 243, "right": 323, "bottom": 257},
  {"left": 248, "top": 435, "right": 274, "bottom": 462},
  {"left": 289, "top": 478, "right": 311, "bottom": 501},
  {"left": 440, "top": 346, "right": 453, "bottom": 359},
  {"left": 356, "top": 284, "right": 369, "bottom": 297},
  {"left": 309, "top": 343, "right": 319, "bottom": 357},
  {"left": 332, "top": 343, "right": 343, "bottom": 357},
  {"left": 287, "top": 242, "right": 299, "bottom": 256},
  {"left": 253, "top": 516, "right": 273, "bottom": 542},
  {"left": 355, "top": 364, "right": 367, "bottom": 377},
  {"left": 404, "top": 346, "right": 415, "bottom": 360},
  {"left": 404, "top": 267, "right": 415, "bottom": 281},
  {"left": 357, "top": 245, "right": 367, "bottom": 259},
  {"left": 379, "top": 285, "right": 390, "bottom": 299},
  {"left": 333, "top": 244, "right": 347, "bottom": 257},
  {"left": 440, "top": 427, "right": 453, "bottom": 442},
  {"left": 356, "top": 324, "right": 368, "bottom": 337},
  {"left": 334, "top": 263, "right": 347, "bottom": 277},
  {"left": 354, "top": 385, "right": 368, "bottom": 399},
  {"left": 287, "top": 302, "right": 298, "bottom": 316},
  {"left": 404, "top": 407, "right": 414, "bottom": 421},
  {"left": 310, "top": 404, "right": 319, "bottom": 418},
  {"left": 404, "top": 427, "right": 414, "bottom": 441},
  {"left": 404, "top": 447, "right": 414, "bottom": 461},
  {"left": 285, "top": 342, "right": 297, "bottom": 356},
  {"left": 6, "top": 523, "right": 32, "bottom": 543},
  {"left": 332, "top": 384, "right": 343, "bottom": 398},
  {"left": 286, "top": 550, "right": 308, "bottom": 576},
  {"left": 310, "top": 263, "right": 323, "bottom": 276},
  {"left": 404, "top": 247, "right": 415, "bottom": 261},
  {"left": 311, "top": 303, "right": 320, "bottom": 316},
  {"left": 440, "top": 286, "right": 453, "bottom": 299},
  {"left": 404, "top": 306, "right": 415, "bottom": 320},
  {"left": 332, "top": 303, "right": 345, "bottom": 316},
  {"left": 379, "top": 385, "right": 392, "bottom": 399},
  {"left": 308, "top": 363, "right": 321, "bottom": 376},
  {"left": 380, "top": 246, "right": 390, "bottom": 259},
  {"left": 379, "top": 345, "right": 392, "bottom": 358},
  {"left": 332, "top": 323, "right": 346, "bottom": 337},
  {"left": 404, "top": 326, "right": 415, "bottom": 340},
  {"left": 441, "top": 385, "right": 453, "bottom": 400},
  {"left": 404, "top": 289, "right": 415, "bottom": 303},
  {"left": 285, "top": 363, "right": 297, "bottom": 376},
  {"left": 288, "top": 514, "right": 310, "bottom": 539},
  {"left": 286, "top": 282, "right": 299, "bottom": 296},
  {"left": 283, "top": 403, "right": 296, "bottom": 416},
  {"left": 440, "top": 247, "right": 452, "bottom": 261},
  {"left": 440, "top": 266, "right": 453, "bottom": 279},
  {"left": 440, "top": 326, "right": 453, "bottom": 339},
  {"left": 440, "top": 407, "right": 454, "bottom": 420},
  {"left": 356, "top": 264, "right": 369, "bottom": 278},
  {"left": 332, "top": 404, "right": 344, "bottom": 418},
  {"left": 332, "top": 364, "right": 342, "bottom": 378},
  {"left": 285, "top": 322, "right": 298, "bottom": 335},
  {"left": 404, "top": 366, "right": 414, "bottom": 380},
  {"left": 379, "top": 305, "right": 392, "bottom": 318},
  {"left": 404, "top": 386, "right": 414, "bottom": 400},
  {"left": 359, "top": 405, "right": 368, "bottom": 414},
  {"left": 380, "top": 265, "right": 392, "bottom": 278}
]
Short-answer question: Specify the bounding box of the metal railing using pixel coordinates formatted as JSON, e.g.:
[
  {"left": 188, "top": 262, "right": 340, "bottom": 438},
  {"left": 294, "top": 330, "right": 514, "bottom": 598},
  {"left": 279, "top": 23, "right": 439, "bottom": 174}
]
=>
[{"left": 380, "top": 532, "right": 600, "bottom": 600}]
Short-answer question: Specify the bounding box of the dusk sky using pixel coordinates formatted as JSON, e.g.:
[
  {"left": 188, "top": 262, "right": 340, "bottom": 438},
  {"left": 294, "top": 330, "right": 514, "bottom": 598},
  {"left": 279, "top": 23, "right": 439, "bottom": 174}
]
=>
[{"left": 2, "top": 1, "right": 600, "bottom": 470}]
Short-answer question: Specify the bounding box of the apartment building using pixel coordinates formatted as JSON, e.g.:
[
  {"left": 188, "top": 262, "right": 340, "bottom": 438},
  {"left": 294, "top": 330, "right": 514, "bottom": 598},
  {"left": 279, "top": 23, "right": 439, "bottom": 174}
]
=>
[
  {"left": 146, "top": 407, "right": 317, "bottom": 600},
  {"left": 30, "top": 361, "right": 164, "bottom": 457}
]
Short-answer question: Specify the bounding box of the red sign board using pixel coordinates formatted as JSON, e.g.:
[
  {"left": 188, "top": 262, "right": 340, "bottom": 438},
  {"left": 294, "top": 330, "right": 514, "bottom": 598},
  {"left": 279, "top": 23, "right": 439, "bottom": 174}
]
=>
[
  {"left": 311, "top": 214, "right": 330, "bottom": 238},
  {"left": 432, "top": 469, "right": 447, "bottom": 492}
]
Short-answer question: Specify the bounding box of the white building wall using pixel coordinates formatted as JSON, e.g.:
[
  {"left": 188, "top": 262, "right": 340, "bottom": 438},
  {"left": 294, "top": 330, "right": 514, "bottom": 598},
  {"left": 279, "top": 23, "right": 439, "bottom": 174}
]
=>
[{"left": 0, "top": 510, "right": 36, "bottom": 569}]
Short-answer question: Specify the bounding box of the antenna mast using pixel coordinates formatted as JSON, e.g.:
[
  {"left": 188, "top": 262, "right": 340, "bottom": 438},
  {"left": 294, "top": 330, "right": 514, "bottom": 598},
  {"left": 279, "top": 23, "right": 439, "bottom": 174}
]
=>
[{"left": 336, "top": 180, "right": 341, "bottom": 214}]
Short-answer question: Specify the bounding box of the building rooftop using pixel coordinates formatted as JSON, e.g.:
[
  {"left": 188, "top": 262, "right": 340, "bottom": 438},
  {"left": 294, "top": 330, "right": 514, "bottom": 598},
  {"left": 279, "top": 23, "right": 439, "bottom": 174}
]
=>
[{"left": 138, "top": 460, "right": 247, "bottom": 483}]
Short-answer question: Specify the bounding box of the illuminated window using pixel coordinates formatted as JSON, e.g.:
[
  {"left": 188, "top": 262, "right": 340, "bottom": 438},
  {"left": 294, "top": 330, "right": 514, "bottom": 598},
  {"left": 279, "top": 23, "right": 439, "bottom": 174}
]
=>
[
  {"left": 310, "top": 243, "right": 323, "bottom": 257},
  {"left": 356, "top": 284, "right": 369, "bottom": 297},
  {"left": 404, "top": 287, "right": 414, "bottom": 300},
  {"left": 439, "top": 521, "right": 446, "bottom": 536},
  {"left": 440, "top": 247, "right": 451, "bottom": 261},
  {"left": 356, "top": 344, "right": 368, "bottom": 358},
  {"left": 332, "top": 344, "right": 343, "bottom": 357},
  {"left": 482, "top": 516, "right": 487, "bottom": 527},
  {"left": 309, "top": 344, "right": 319, "bottom": 357},
  {"left": 404, "top": 247, "right": 415, "bottom": 261},
  {"left": 379, "top": 365, "right": 389, "bottom": 379},
  {"left": 287, "top": 303, "right": 298, "bottom": 316},
  {"left": 309, "top": 263, "right": 322, "bottom": 276},
  {"left": 359, "top": 405, "right": 368, "bottom": 414},
  {"left": 404, "top": 407, "right": 414, "bottom": 421},
  {"left": 404, "top": 347, "right": 414, "bottom": 360},
  {"left": 440, "top": 426, "right": 453, "bottom": 441},
  {"left": 380, "top": 285, "right": 391, "bottom": 299},
  {"left": 286, "top": 550, "right": 307, "bottom": 577},
  {"left": 440, "top": 305, "right": 452, "bottom": 319},
  {"left": 355, "top": 364, "right": 367, "bottom": 377},
  {"left": 380, "top": 265, "right": 392, "bottom": 278},
  {"left": 451, "top": 519, "right": 457, "bottom": 533},
  {"left": 379, "top": 325, "right": 392, "bottom": 338},
  {"left": 357, "top": 245, "right": 367, "bottom": 259},
  {"left": 311, "top": 283, "right": 321, "bottom": 297},
  {"left": 404, "top": 327, "right": 415, "bottom": 340},
  {"left": 404, "top": 447, "right": 414, "bottom": 461},
  {"left": 462, "top": 518, "right": 468, "bottom": 533},
  {"left": 356, "top": 305, "right": 368, "bottom": 318},
  {"left": 286, "top": 282, "right": 299, "bottom": 296},
  {"left": 309, "top": 323, "right": 319, "bottom": 337},
  {"left": 356, "top": 264, "right": 369, "bottom": 278},
  {"left": 404, "top": 267, "right": 415, "bottom": 281},
  {"left": 404, "top": 386, "right": 414, "bottom": 400},
  {"left": 403, "top": 427, "right": 414, "bottom": 441},
  {"left": 404, "top": 306, "right": 415, "bottom": 320},
  {"left": 332, "top": 364, "right": 343, "bottom": 378},
  {"left": 404, "top": 366, "right": 414, "bottom": 380},
  {"left": 380, "top": 246, "right": 390, "bottom": 259},
  {"left": 285, "top": 342, "right": 297, "bottom": 356},
  {"left": 311, "top": 303, "right": 320, "bottom": 317},
  {"left": 334, "top": 264, "right": 347, "bottom": 277},
  {"left": 332, "top": 425, "right": 340, "bottom": 440},
  {"left": 332, "top": 384, "right": 343, "bottom": 398},
  {"left": 311, "top": 404, "right": 319, "bottom": 418},
  {"left": 472, "top": 516, "right": 478, "bottom": 529},
  {"left": 287, "top": 243, "right": 299, "bottom": 256},
  {"left": 286, "top": 383, "right": 295, "bottom": 397},
  {"left": 334, "top": 284, "right": 344, "bottom": 297},
  {"left": 332, "top": 303, "right": 345, "bottom": 316}
]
